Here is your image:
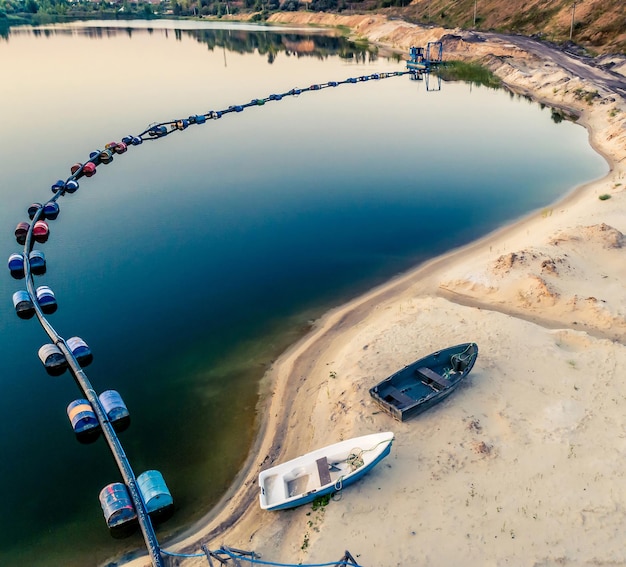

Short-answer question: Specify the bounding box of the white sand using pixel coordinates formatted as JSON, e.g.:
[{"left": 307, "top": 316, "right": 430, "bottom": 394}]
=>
[{"left": 121, "top": 14, "right": 626, "bottom": 567}]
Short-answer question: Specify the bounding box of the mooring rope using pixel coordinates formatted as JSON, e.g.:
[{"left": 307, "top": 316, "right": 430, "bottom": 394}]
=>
[{"left": 161, "top": 546, "right": 364, "bottom": 567}]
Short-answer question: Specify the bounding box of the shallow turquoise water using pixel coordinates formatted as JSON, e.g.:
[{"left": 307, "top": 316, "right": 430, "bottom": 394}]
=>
[{"left": 0, "top": 20, "right": 607, "bottom": 566}]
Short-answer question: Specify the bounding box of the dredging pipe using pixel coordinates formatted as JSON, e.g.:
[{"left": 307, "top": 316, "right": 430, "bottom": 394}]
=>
[{"left": 21, "top": 204, "right": 164, "bottom": 567}]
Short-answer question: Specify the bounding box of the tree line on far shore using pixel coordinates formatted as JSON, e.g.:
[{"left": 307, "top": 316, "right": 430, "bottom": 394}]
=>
[{"left": 0, "top": 0, "right": 401, "bottom": 24}]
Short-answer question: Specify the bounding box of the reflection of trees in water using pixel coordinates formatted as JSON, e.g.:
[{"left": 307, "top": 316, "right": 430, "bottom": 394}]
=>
[
  {"left": 4, "top": 22, "right": 377, "bottom": 62},
  {"left": 189, "top": 28, "right": 377, "bottom": 63}
]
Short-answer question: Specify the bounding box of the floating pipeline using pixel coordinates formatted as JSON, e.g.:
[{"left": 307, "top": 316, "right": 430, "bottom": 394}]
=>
[{"left": 5, "top": 55, "right": 435, "bottom": 567}]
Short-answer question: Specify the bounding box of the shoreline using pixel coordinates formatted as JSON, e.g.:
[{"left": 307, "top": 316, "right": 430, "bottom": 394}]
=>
[{"left": 121, "top": 14, "right": 626, "bottom": 567}]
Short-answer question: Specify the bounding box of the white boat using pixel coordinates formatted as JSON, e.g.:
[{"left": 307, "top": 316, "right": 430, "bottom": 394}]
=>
[{"left": 258, "top": 431, "right": 394, "bottom": 511}]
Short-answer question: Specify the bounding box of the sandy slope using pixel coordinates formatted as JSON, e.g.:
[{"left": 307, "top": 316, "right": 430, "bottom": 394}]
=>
[{"left": 120, "top": 14, "right": 626, "bottom": 567}]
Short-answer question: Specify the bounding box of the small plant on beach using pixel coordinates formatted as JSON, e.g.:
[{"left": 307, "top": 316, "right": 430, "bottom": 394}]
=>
[
  {"left": 301, "top": 533, "right": 309, "bottom": 550},
  {"left": 573, "top": 88, "right": 599, "bottom": 105},
  {"left": 329, "top": 371, "right": 337, "bottom": 379},
  {"left": 598, "top": 194, "right": 612, "bottom": 201},
  {"left": 311, "top": 493, "right": 331, "bottom": 511}
]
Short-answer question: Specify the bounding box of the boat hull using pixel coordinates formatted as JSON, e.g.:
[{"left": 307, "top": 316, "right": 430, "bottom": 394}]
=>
[
  {"left": 259, "top": 431, "right": 394, "bottom": 511},
  {"left": 369, "top": 343, "right": 478, "bottom": 422}
]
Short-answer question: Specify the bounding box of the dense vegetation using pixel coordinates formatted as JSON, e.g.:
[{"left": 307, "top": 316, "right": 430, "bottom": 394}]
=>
[{"left": 1, "top": 0, "right": 623, "bottom": 54}]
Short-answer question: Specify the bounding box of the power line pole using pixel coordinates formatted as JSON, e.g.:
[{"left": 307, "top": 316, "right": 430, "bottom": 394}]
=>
[
  {"left": 569, "top": 1, "right": 577, "bottom": 40},
  {"left": 473, "top": 0, "right": 477, "bottom": 28}
]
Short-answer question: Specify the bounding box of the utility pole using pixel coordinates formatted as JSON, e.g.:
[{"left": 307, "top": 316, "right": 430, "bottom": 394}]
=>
[
  {"left": 569, "top": 1, "right": 577, "bottom": 40},
  {"left": 473, "top": 0, "right": 477, "bottom": 28}
]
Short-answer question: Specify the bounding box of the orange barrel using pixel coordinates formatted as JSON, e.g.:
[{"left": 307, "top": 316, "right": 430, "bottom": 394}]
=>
[{"left": 67, "top": 399, "right": 101, "bottom": 443}]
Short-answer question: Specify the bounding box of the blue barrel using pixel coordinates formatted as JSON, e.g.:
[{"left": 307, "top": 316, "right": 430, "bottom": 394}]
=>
[
  {"left": 29, "top": 250, "right": 46, "bottom": 276},
  {"left": 51, "top": 180, "right": 65, "bottom": 193},
  {"left": 99, "top": 390, "right": 130, "bottom": 432},
  {"left": 27, "top": 202, "right": 42, "bottom": 220},
  {"left": 38, "top": 344, "right": 67, "bottom": 376},
  {"left": 12, "top": 290, "right": 34, "bottom": 319},
  {"left": 64, "top": 180, "right": 79, "bottom": 193},
  {"left": 43, "top": 201, "right": 60, "bottom": 220},
  {"left": 35, "top": 285, "right": 57, "bottom": 315},
  {"left": 67, "top": 336, "right": 93, "bottom": 367},
  {"left": 67, "top": 399, "right": 100, "bottom": 443},
  {"left": 8, "top": 253, "right": 24, "bottom": 278},
  {"left": 99, "top": 483, "right": 138, "bottom": 538},
  {"left": 137, "top": 470, "right": 174, "bottom": 523}
]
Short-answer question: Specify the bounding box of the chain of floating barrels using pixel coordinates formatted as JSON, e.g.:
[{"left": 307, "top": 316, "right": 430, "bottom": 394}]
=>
[{"left": 8, "top": 69, "right": 410, "bottom": 567}]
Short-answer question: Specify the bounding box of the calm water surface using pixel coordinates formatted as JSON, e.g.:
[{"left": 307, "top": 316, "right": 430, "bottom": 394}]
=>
[{"left": 0, "top": 20, "right": 607, "bottom": 566}]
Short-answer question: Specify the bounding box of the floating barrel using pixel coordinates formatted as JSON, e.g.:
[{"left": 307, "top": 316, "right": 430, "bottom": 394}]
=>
[
  {"left": 29, "top": 250, "right": 46, "bottom": 275},
  {"left": 43, "top": 201, "right": 60, "bottom": 220},
  {"left": 70, "top": 163, "right": 83, "bottom": 175},
  {"left": 114, "top": 141, "right": 127, "bottom": 154},
  {"left": 38, "top": 343, "right": 67, "bottom": 376},
  {"left": 12, "top": 290, "right": 34, "bottom": 319},
  {"left": 8, "top": 253, "right": 24, "bottom": 278},
  {"left": 35, "top": 285, "right": 57, "bottom": 314},
  {"left": 51, "top": 180, "right": 64, "bottom": 193},
  {"left": 99, "top": 149, "right": 114, "bottom": 164},
  {"left": 67, "top": 336, "right": 93, "bottom": 367},
  {"left": 99, "top": 483, "right": 138, "bottom": 538},
  {"left": 83, "top": 162, "right": 97, "bottom": 177},
  {"left": 32, "top": 220, "right": 49, "bottom": 243},
  {"left": 64, "top": 180, "right": 79, "bottom": 193},
  {"left": 27, "top": 203, "right": 42, "bottom": 220},
  {"left": 137, "top": 470, "right": 174, "bottom": 524},
  {"left": 15, "top": 222, "right": 29, "bottom": 245},
  {"left": 99, "top": 390, "right": 130, "bottom": 432},
  {"left": 67, "top": 399, "right": 101, "bottom": 443}
]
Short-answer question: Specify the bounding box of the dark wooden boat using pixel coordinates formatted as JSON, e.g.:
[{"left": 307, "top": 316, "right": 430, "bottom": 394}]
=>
[{"left": 369, "top": 343, "right": 478, "bottom": 422}]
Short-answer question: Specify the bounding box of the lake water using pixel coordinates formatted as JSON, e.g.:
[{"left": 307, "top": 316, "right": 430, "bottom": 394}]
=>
[{"left": 0, "top": 19, "right": 607, "bottom": 566}]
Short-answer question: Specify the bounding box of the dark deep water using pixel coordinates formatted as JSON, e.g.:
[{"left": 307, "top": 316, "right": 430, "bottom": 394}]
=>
[{"left": 0, "top": 20, "right": 607, "bottom": 566}]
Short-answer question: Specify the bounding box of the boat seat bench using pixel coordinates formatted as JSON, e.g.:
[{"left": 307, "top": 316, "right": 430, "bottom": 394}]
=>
[
  {"left": 416, "top": 367, "right": 453, "bottom": 390},
  {"left": 384, "top": 386, "right": 415, "bottom": 407},
  {"left": 316, "top": 457, "right": 332, "bottom": 486}
]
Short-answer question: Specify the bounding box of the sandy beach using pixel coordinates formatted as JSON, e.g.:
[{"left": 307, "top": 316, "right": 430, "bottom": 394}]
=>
[{"left": 122, "top": 14, "right": 626, "bottom": 567}]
